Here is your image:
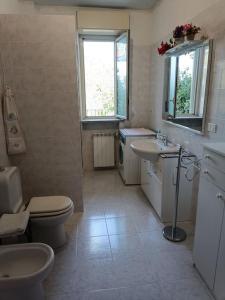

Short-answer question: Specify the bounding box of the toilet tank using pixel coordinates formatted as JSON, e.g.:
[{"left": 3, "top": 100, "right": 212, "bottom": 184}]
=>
[{"left": 0, "top": 166, "right": 24, "bottom": 214}]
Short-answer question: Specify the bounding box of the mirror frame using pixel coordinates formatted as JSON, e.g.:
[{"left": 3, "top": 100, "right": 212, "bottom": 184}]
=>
[{"left": 162, "top": 39, "right": 213, "bottom": 135}]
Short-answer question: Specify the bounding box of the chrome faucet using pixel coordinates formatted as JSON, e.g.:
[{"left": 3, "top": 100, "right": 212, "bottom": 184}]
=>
[
  {"left": 156, "top": 132, "right": 168, "bottom": 146},
  {"left": 162, "top": 135, "right": 168, "bottom": 146}
]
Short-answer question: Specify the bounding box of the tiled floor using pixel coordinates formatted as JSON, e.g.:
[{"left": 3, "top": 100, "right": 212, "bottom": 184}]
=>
[{"left": 44, "top": 170, "right": 213, "bottom": 300}]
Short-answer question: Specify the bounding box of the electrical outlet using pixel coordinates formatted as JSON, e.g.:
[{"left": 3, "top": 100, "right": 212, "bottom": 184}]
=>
[{"left": 208, "top": 123, "right": 217, "bottom": 133}]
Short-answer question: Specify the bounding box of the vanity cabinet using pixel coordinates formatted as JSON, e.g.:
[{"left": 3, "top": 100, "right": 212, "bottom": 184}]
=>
[
  {"left": 214, "top": 212, "right": 225, "bottom": 299},
  {"left": 193, "top": 144, "right": 225, "bottom": 300},
  {"left": 141, "top": 156, "right": 193, "bottom": 222}
]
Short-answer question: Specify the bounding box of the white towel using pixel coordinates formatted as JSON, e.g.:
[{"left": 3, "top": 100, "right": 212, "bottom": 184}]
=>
[
  {"left": 0, "top": 211, "right": 30, "bottom": 237},
  {"left": 3, "top": 86, "right": 26, "bottom": 155}
]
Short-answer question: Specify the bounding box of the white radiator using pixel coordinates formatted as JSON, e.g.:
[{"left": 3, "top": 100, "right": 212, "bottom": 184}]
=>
[{"left": 93, "top": 133, "right": 115, "bottom": 168}]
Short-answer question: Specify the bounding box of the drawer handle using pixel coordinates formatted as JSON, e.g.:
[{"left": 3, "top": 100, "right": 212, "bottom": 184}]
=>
[
  {"left": 216, "top": 193, "right": 223, "bottom": 200},
  {"left": 203, "top": 170, "right": 209, "bottom": 175}
]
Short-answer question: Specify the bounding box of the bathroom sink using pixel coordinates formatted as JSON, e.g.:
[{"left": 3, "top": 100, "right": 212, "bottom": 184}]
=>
[{"left": 130, "top": 139, "right": 179, "bottom": 161}]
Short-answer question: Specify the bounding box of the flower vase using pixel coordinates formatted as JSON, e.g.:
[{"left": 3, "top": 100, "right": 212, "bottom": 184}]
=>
[
  {"left": 174, "top": 37, "right": 184, "bottom": 45},
  {"left": 186, "top": 34, "right": 196, "bottom": 41}
]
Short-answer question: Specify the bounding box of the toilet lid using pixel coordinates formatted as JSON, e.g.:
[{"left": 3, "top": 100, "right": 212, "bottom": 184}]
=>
[{"left": 27, "top": 196, "right": 73, "bottom": 214}]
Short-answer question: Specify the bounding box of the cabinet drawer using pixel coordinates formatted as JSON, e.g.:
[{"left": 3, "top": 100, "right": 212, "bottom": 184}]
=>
[
  {"left": 201, "top": 163, "right": 225, "bottom": 192},
  {"left": 203, "top": 149, "right": 225, "bottom": 174}
]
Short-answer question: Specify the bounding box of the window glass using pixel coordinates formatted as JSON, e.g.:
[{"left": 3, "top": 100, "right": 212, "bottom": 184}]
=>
[
  {"left": 83, "top": 40, "right": 115, "bottom": 117},
  {"left": 176, "top": 51, "right": 195, "bottom": 117}
]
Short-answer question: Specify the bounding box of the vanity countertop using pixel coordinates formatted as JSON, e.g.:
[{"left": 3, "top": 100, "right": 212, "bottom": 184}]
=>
[{"left": 203, "top": 142, "right": 225, "bottom": 157}]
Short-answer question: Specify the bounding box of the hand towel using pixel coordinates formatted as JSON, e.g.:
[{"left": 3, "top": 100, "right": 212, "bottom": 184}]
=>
[
  {"left": 3, "top": 86, "right": 26, "bottom": 155},
  {"left": 0, "top": 211, "right": 30, "bottom": 237}
]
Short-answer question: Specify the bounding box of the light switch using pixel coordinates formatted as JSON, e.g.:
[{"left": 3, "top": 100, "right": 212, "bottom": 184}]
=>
[{"left": 208, "top": 123, "right": 217, "bottom": 133}]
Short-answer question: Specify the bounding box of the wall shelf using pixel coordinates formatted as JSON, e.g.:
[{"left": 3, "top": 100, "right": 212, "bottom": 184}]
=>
[{"left": 166, "top": 40, "right": 206, "bottom": 57}]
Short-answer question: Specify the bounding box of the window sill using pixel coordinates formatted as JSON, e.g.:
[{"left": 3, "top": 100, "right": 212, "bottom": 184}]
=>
[{"left": 81, "top": 118, "right": 125, "bottom": 123}]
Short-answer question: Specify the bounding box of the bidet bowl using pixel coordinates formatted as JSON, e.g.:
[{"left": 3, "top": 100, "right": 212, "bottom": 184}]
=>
[
  {"left": 130, "top": 139, "right": 179, "bottom": 162},
  {"left": 0, "top": 243, "right": 54, "bottom": 300}
]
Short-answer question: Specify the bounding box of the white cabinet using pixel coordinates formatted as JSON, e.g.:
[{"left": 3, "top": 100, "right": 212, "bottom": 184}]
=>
[
  {"left": 193, "top": 143, "right": 225, "bottom": 300},
  {"left": 214, "top": 214, "right": 225, "bottom": 300},
  {"left": 141, "top": 157, "right": 193, "bottom": 222},
  {"left": 193, "top": 175, "right": 224, "bottom": 289}
]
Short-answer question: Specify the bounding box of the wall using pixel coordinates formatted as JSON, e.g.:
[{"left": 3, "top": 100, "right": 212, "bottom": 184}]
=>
[
  {"left": 80, "top": 10, "right": 152, "bottom": 171},
  {"left": 149, "top": 0, "right": 225, "bottom": 157},
  {"left": 148, "top": 0, "right": 225, "bottom": 217},
  {"left": 0, "top": 2, "right": 153, "bottom": 171},
  {"left": 151, "top": 0, "right": 222, "bottom": 43},
  {"left": 0, "top": 14, "right": 83, "bottom": 211},
  {"left": 81, "top": 11, "right": 153, "bottom": 171},
  {"left": 149, "top": 1, "right": 225, "bottom": 164}
]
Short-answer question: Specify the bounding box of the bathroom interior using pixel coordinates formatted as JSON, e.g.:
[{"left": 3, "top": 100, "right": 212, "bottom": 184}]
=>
[{"left": 0, "top": 0, "right": 225, "bottom": 299}]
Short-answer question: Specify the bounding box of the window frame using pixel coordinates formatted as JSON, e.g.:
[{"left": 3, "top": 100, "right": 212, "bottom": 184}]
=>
[
  {"left": 176, "top": 50, "right": 200, "bottom": 117},
  {"left": 115, "top": 31, "right": 129, "bottom": 120},
  {"left": 78, "top": 31, "right": 129, "bottom": 121},
  {"left": 163, "top": 39, "right": 213, "bottom": 134},
  {"left": 167, "top": 49, "right": 203, "bottom": 119}
]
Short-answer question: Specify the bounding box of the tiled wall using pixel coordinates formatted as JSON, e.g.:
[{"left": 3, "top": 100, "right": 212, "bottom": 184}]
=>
[
  {"left": 0, "top": 15, "right": 83, "bottom": 211},
  {"left": 149, "top": 1, "right": 225, "bottom": 158},
  {"left": 125, "top": 44, "right": 152, "bottom": 128}
]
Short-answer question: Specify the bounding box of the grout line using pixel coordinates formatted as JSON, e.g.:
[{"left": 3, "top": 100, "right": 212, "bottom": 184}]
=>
[
  {"left": 105, "top": 217, "right": 114, "bottom": 259},
  {"left": 75, "top": 222, "right": 79, "bottom": 257}
]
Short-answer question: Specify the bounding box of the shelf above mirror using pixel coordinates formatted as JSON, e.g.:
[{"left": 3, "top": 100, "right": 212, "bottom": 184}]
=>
[{"left": 166, "top": 40, "right": 207, "bottom": 57}]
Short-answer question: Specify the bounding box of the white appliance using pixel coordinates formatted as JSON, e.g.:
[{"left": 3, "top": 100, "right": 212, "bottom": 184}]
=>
[{"left": 119, "top": 128, "right": 156, "bottom": 185}]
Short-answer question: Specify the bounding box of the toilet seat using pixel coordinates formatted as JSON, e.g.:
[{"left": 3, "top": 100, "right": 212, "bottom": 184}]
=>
[{"left": 26, "top": 196, "right": 74, "bottom": 218}]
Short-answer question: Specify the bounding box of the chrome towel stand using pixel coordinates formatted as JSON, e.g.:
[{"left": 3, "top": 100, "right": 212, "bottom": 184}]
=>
[{"left": 162, "top": 146, "right": 197, "bottom": 242}]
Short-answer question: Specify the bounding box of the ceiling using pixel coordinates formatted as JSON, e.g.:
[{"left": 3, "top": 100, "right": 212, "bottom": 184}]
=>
[{"left": 34, "top": 0, "right": 158, "bottom": 10}]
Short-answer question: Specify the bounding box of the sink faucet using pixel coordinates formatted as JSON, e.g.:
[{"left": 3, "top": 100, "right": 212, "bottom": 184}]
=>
[
  {"left": 162, "top": 135, "right": 168, "bottom": 146},
  {"left": 157, "top": 133, "right": 168, "bottom": 146}
]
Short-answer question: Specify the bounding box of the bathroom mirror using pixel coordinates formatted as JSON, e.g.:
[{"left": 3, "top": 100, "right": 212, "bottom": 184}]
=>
[{"left": 162, "top": 40, "right": 213, "bottom": 134}]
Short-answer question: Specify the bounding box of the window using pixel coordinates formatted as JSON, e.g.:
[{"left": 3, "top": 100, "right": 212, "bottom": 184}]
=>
[
  {"left": 164, "top": 40, "right": 212, "bottom": 133},
  {"left": 79, "top": 32, "right": 129, "bottom": 120}
]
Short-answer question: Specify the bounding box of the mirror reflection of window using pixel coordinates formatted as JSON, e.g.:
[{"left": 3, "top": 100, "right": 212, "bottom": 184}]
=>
[
  {"left": 176, "top": 51, "right": 195, "bottom": 117},
  {"left": 198, "top": 47, "right": 209, "bottom": 116},
  {"left": 164, "top": 40, "right": 212, "bottom": 133}
]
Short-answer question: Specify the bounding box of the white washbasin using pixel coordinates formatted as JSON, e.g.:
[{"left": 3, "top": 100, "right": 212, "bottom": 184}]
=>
[{"left": 130, "top": 139, "right": 179, "bottom": 161}]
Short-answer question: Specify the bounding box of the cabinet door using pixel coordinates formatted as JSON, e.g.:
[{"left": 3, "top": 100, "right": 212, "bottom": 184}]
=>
[
  {"left": 193, "top": 175, "right": 225, "bottom": 290},
  {"left": 149, "top": 172, "right": 162, "bottom": 218},
  {"left": 214, "top": 207, "right": 225, "bottom": 300},
  {"left": 141, "top": 159, "right": 151, "bottom": 199}
]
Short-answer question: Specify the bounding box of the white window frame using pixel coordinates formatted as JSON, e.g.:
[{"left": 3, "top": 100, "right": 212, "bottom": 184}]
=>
[
  {"left": 166, "top": 45, "right": 209, "bottom": 119},
  {"left": 78, "top": 31, "right": 129, "bottom": 121}
]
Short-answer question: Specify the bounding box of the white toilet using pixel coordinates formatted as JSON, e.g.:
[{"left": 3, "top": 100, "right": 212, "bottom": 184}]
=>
[{"left": 0, "top": 166, "right": 74, "bottom": 248}]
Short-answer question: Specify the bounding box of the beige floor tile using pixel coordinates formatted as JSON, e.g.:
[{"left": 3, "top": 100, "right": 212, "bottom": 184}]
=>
[{"left": 45, "top": 170, "right": 211, "bottom": 300}]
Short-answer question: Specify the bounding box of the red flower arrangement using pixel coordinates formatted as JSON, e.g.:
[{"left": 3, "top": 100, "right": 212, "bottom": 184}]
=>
[
  {"left": 184, "top": 23, "right": 201, "bottom": 35},
  {"left": 173, "top": 25, "right": 185, "bottom": 39},
  {"left": 157, "top": 23, "right": 201, "bottom": 55},
  {"left": 157, "top": 41, "right": 172, "bottom": 55}
]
